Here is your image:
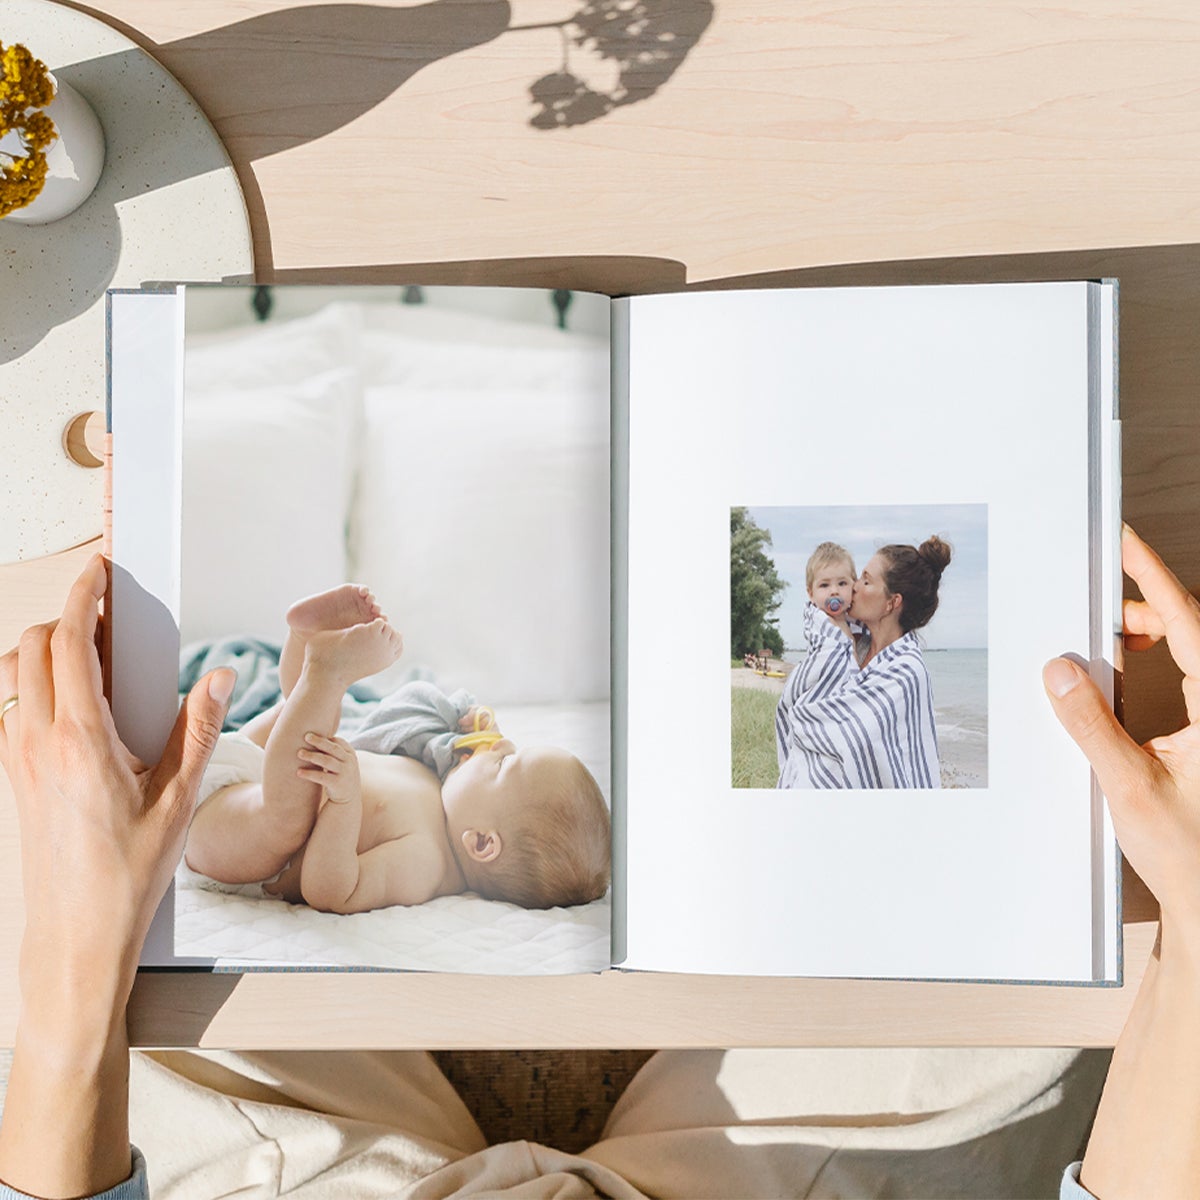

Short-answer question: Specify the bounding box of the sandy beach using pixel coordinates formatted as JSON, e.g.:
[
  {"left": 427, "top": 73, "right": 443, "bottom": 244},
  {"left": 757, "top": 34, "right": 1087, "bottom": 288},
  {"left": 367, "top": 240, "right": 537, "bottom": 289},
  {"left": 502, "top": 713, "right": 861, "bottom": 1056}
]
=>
[{"left": 731, "top": 663, "right": 790, "bottom": 694}]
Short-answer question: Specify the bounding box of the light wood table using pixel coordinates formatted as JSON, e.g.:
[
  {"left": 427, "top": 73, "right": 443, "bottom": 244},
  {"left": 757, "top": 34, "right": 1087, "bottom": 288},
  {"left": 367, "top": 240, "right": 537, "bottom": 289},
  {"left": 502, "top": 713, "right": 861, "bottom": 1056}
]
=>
[{"left": 4, "top": 0, "right": 1197, "bottom": 1046}]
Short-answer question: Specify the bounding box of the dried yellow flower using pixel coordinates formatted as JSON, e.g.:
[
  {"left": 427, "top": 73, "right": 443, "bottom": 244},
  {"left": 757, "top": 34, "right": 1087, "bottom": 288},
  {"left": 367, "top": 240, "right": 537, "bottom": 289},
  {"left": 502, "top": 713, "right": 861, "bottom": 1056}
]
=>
[{"left": 0, "top": 42, "right": 58, "bottom": 218}]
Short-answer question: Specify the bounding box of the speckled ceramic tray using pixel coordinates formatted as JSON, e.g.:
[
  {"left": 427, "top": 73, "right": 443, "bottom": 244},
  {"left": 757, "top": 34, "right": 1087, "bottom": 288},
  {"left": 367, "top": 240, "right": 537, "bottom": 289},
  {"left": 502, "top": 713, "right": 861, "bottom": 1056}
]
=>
[{"left": 0, "top": 0, "right": 254, "bottom": 563}]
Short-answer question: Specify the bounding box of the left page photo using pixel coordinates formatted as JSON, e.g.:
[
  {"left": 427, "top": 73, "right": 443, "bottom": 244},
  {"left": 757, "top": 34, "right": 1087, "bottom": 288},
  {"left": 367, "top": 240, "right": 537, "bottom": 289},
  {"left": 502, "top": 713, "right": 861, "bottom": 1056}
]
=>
[{"left": 111, "top": 284, "right": 612, "bottom": 974}]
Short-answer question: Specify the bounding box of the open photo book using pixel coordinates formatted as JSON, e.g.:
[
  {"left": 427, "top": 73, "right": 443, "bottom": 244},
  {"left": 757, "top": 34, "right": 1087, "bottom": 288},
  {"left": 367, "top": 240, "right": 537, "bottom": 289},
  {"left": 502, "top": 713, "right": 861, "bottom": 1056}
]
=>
[{"left": 107, "top": 278, "right": 1121, "bottom": 983}]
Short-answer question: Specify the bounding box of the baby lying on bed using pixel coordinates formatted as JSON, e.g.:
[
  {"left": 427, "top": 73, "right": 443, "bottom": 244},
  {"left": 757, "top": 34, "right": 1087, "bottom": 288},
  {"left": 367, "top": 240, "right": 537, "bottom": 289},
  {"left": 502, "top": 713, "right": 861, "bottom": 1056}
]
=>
[{"left": 182, "top": 586, "right": 611, "bottom": 913}]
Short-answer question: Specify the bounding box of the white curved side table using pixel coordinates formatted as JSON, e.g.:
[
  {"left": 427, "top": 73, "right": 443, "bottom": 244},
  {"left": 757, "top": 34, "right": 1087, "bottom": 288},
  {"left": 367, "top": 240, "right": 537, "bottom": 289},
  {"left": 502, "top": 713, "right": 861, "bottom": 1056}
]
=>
[{"left": 0, "top": 0, "right": 254, "bottom": 564}]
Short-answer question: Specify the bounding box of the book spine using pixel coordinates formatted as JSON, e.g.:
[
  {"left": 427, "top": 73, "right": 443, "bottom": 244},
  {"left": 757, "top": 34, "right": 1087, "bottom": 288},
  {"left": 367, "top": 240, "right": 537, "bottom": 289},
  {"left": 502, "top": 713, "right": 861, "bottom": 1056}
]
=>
[
  {"left": 102, "top": 432, "right": 113, "bottom": 559},
  {"left": 610, "top": 298, "right": 631, "bottom": 968},
  {"left": 1088, "top": 279, "right": 1123, "bottom": 986},
  {"left": 102, "top": 431, "right": 113, "bottom": 704}
]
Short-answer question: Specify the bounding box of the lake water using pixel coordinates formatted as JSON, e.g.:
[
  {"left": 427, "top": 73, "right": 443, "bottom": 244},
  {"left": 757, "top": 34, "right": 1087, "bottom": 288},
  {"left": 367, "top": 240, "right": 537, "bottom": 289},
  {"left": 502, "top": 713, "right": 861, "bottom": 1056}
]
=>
[{"left": 783, "top": 645, "right": 988, "bottom": 788}]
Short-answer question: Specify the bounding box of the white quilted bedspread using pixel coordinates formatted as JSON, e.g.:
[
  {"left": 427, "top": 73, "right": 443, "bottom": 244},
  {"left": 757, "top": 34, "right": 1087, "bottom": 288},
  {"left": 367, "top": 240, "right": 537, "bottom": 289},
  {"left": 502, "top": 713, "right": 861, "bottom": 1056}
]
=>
[
  {"left": 173, "top": 701, "right": 612, "bottom": 975},
  {"left": 174, "top": 884, "right": 610, "bottom": 974}
]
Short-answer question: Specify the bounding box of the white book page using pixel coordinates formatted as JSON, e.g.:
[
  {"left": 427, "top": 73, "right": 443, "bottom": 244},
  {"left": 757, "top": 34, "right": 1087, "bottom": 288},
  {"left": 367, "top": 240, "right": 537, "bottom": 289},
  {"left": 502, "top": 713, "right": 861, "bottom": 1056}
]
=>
[
  {"left": 108, "top": 288, "right": 201, "bottom": 968},
  {"left": 621, "top": 282, "right": 1108, "bottom": 981},
  {"left": 115, "top": 285, "right": 614, "bottom": 974}
]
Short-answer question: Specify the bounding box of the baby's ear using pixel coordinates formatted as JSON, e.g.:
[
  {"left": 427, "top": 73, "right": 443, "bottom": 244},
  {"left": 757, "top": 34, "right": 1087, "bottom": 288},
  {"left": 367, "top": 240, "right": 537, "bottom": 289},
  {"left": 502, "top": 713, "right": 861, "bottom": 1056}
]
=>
[{"left": 461, "top": 828, "right": 503, "bottom": 864}]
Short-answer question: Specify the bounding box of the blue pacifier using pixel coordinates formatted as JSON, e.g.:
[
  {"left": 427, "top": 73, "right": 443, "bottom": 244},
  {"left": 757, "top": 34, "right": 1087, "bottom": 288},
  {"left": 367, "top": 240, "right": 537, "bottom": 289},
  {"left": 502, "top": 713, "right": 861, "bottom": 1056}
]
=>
[{"left": 826, "top": 596, "right": 844, "bottom": 613}]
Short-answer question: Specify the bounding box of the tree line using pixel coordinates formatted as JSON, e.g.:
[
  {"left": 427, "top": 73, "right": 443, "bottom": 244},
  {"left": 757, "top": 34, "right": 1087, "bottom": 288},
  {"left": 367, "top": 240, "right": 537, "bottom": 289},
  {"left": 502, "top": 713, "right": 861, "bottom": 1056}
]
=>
[{"left": 730, "top": 507, "right": 786, "bottom": 658}]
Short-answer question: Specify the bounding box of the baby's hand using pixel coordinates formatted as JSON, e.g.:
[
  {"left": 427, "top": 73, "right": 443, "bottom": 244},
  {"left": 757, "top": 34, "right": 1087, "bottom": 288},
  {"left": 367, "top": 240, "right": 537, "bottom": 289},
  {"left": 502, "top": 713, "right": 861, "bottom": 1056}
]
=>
[
  {"left": 297, "top": 733, "right": 361, "bottom": 805},
  {"left": 459, "top": 706, "right": 501, "bottom": 737}
]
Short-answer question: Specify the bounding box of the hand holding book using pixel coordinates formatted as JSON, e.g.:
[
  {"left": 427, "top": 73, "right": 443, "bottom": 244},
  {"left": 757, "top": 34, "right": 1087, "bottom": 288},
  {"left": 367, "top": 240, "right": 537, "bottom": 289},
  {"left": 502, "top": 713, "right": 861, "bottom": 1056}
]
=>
[
  {"left": 1043, "top": 524, "right": 1200, "bottom": 937},
  {"left": 0, "top": 554, "right": 233, "bottom": 1009},
  {"left": 0, "top": 553, "right": 232, "bottom": 1198},
  {"left": 1042, "top": 525, "right": 1200, "bottom": 1200}
]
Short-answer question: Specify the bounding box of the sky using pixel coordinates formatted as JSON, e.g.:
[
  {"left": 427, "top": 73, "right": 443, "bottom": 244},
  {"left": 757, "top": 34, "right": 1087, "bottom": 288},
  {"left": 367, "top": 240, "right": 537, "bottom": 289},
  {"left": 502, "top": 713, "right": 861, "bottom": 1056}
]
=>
[{"left": 746, "top": 503, "right": 988, "bottom": 650}]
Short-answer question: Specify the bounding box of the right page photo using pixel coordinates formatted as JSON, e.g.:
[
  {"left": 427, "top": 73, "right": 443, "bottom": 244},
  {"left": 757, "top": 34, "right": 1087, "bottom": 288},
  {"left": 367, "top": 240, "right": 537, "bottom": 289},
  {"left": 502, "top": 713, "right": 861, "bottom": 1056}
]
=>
[
  {"left": 735, "top": 502, "right": 988, "bottom": 793},
  {"left": 617, "top": 281, "right": 1119, "bottom": 983}
]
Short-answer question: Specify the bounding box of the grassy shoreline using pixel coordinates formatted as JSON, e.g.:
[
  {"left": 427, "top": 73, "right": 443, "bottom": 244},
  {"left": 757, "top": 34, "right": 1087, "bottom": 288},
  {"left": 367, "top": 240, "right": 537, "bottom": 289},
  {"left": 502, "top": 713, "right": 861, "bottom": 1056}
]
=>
[{"left": 731, "top": 687, "right": 780, "bottom": 788}]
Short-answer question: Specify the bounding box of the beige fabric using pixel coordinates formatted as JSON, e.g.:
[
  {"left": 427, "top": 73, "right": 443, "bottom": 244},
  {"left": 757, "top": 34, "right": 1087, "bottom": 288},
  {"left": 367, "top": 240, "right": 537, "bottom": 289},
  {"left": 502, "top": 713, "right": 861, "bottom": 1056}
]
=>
[
  {"left": 586, "top": 1048, "right": 1110, "bottom": 1199},
  {"left": 129, "top": 1047, "right": 1109, "bottom": 1199},
  {"left": 131, "top": 1051, "right": 486, "bottom": 1198},
  {"left": 407, "top": 1144, "right": 647, "bottom": 1199}
]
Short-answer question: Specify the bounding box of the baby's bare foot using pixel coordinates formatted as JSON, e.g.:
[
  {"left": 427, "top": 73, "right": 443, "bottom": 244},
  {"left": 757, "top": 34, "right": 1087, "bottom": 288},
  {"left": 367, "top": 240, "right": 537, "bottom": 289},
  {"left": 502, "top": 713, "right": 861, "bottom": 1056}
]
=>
[
  {"left": 305, "top": 619, "right": 403, "bottom": 684},
  {"left": 287, "top": 585, "right": 382, "bottom": 639}
]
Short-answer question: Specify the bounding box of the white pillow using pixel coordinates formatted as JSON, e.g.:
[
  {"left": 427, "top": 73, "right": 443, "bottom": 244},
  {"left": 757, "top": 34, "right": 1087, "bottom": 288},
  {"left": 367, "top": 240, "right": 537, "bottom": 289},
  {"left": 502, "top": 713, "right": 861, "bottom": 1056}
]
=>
[
  {"left": 360, "top": 329, "right": 610, "bottom": 394},
  {"left": 180, "top": 369, "right": 360, "bottom": 643},
  {"left": 333, "top": 299, "right": 610, "bottom": 394},
  {"left": 348, "top": 384, "right": 610, "bottom": 706},
  {"left": 185, "top": 302, "right": 362, "bottom": 391}
]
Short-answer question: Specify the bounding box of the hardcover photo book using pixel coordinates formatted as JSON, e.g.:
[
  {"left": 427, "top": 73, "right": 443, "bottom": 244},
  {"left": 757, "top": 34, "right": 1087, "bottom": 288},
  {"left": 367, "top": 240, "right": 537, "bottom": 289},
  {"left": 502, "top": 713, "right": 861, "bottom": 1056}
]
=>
[{"left": 106, "top": 278, "right": 1121, "bottom": 984}]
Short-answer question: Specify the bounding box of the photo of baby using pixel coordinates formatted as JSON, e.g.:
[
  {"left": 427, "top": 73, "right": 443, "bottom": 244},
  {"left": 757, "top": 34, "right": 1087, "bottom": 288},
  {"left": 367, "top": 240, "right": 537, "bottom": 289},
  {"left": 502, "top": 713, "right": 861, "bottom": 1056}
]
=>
[
  {"left": 182, "top": 585, "right": 611, "bottom": 916},
  {"left": 172, "top": 285, "right": 613, "bottom": 971},
  {"left": 731, "top": 504, "right": 988, "bottom": 790}
]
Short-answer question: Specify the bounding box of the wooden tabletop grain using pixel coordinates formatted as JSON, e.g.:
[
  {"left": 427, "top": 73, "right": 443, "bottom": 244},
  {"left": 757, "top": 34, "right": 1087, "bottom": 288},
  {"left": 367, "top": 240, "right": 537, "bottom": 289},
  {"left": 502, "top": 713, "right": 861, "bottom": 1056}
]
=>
[{"left": 4, "top": 0, "right": 1195, "bottom": 1045}]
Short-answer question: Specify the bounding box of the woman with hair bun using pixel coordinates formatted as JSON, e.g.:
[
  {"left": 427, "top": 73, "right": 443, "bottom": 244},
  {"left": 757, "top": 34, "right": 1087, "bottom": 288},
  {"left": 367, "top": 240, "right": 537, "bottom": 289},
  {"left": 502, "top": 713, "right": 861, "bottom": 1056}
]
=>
[{"left": 778, "top": 536, "right": 952, "bottom": 789}]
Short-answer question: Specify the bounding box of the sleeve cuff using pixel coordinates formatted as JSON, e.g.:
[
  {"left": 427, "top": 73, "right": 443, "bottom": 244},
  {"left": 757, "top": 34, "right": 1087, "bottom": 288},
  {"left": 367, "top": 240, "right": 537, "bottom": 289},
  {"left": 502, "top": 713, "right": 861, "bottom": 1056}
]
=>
[
  {"left": 1061, "top": 1160, "right": 1098, "bottom": 1199},
  {"left": 0, "top": 1146, "right": 148, "bottom": 1200}
]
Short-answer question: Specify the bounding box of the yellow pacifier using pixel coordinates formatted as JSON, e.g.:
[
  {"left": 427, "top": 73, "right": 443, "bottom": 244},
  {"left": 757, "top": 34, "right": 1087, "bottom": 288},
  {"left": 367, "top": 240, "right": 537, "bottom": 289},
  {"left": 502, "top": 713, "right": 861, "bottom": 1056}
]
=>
[{"left": 453, "top": 707, "right": 503, "bottom": 756}]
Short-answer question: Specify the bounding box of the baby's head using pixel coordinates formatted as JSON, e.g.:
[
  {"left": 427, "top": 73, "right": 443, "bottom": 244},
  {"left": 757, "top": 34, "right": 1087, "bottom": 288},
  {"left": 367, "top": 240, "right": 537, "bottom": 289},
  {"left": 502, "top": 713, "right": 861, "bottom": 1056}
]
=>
[
  {"left": 441, "top": 741, "right": 611, "bottom": 909},
  {"left": 806, "top": 541, "right": 856, "bottom": 617}
]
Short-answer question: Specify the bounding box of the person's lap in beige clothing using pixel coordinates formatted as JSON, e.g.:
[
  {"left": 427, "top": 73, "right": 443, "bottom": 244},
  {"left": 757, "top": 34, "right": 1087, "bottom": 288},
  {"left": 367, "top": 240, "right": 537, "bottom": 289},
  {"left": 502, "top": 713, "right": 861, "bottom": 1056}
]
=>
[{"left": 130, "top": 1046, "right": 1108, "bottom": 1199}]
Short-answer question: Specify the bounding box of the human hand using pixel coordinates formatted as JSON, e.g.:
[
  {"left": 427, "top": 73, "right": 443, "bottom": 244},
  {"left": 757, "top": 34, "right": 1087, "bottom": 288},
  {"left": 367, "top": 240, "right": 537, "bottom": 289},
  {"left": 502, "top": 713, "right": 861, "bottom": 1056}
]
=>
[
  {"left": 455, "top": 706, "right": 502, "bottom": 764},
  {"left": 459, "top": 705, "right": 499, "bottom": 736},
  {"left": 298, "top": 731, "right": 361, "bottom": 805},
  {"left": 1043, "top": 526, "right": 1200, "bottom": 932},
  {"left": 0, "top": 554, "right": 234, "bottom": 1018}
]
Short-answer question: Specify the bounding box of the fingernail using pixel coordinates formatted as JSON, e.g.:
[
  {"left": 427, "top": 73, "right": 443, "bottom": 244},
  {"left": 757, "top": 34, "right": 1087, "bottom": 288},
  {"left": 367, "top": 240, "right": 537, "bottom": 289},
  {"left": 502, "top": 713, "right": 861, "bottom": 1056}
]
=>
[
  {"left": 89, "top": 553, "right": 107, "bottom": 594},
  {"left": 209, "top": 668, "right": 237, "bottom": 706},
  {"left": 1044, "top": 658, "right": 1081, "bottom": 698}
]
